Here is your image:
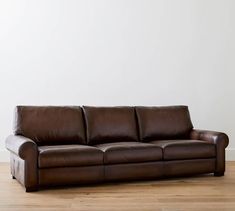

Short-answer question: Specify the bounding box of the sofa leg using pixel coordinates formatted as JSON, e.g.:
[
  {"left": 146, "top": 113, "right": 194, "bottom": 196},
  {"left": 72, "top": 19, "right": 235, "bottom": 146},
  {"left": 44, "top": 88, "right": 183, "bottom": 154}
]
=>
[
  {"left": 12, "top": 176, "right": 16, "bottom": 179},
  {"left": 25, "top": 187, "right": 38, "bottom": 192},
  {"left": 214, "top": 172, "right": 224, "bottom": 177}
]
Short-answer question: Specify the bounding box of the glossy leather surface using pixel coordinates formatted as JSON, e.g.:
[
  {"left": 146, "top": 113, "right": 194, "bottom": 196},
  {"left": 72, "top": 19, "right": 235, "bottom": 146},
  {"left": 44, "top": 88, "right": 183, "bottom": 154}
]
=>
[
  {"left": 39, "top": 166, "right": 104, "bottom": 186},
  {"left": 190, "top": 129, "right": 229, "bottom": 175},
  {"left": 6, "top": 135, "right": 38, "bottom": 190},
  {"left": 38, "top": 145, "right": 103, "bottom": 168},
  {"left": 14, "top": 106, "right": 86, "bottom": 145},
  {"left": 5, "top": 106, "right": 229, "bottom": 192},
  {"left": 164, "top": 158, "right": 216, "bottom": 177},
  {"left": 95, "top": 142, "right": 162, "bottom": 164},
  {"left": 83, "top": 106, "right": 138, "bottom": 145},
  {"left": 136, "top": 106, "right": 193, "bottom": 141},
  {"left": 105, "top": 162, "right": 164, "bottom": 181},
  {"left": 150, "top": 140, "right": 216, "bottom": 160},
  {"left": 10, "top": 154, "right": 26, "bottom": 186}
]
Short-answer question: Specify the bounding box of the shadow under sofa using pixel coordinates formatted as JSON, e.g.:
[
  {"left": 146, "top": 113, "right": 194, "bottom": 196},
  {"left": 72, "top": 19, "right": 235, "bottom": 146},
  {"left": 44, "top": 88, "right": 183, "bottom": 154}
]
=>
[{"left": 5, "top": 105, "right": 229, "bottom": 192}]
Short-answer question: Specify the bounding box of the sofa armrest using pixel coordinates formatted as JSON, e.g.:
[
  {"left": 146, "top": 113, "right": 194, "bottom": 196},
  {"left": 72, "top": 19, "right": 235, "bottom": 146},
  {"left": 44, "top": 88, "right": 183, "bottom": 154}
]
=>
[
  {"left": 5, "top": 135, "right": 38, "bottom": 191},
  {"left": 6, "top": 135, "right": 38, "bottom": 159},
  {"left": 190, "top": 129, "right": 229, "bottom": 148},
  {"left": 190, "top": 129, "right": 229, "bottom": 175}
]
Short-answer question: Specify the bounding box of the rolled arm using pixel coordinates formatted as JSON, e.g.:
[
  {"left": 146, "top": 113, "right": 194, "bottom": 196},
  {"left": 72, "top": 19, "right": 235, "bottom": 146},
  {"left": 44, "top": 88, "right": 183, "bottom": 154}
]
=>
[
  {"left": 5, "top": 135, "right": 38, "bottom": 191},
  {"left": 190, "top": 129, "right": 229, "bottom": 148},
  {"left": 190, "top": 129, "right": 229, "bottom": 175},
  {"left": 6, "top": 135, "right": 38, "bottom": 159}
]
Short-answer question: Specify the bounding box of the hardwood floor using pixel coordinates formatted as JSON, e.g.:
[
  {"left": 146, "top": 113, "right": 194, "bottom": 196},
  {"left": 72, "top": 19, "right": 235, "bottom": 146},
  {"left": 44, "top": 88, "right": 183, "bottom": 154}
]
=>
[{"left": 0, "top": 162, "right": 235, "bottom": 211}]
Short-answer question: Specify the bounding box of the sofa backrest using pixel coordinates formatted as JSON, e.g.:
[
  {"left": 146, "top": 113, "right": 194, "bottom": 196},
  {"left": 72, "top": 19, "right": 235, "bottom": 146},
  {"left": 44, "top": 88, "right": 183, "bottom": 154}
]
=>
[
  {"left": 136, "top": 106, "right": 193, "bottom": 141},
  {"left": 13, "top": 105, "right": 194, "bottom": 145},
  {"left": 14, "top": 106, "right": 86, "bottom": 145},
  {"left": 83, "top": 106, "right": 138, "bottom": 145}
]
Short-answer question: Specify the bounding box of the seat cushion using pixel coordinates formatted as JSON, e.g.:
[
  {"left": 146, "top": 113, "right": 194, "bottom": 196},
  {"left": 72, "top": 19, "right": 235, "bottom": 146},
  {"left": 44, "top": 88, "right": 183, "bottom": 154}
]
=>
[
  {"left": 83, "top": 106, "right": 138, "bottom": 145},
  {"left": 14, "top": 106, "right": 86, "bottom": 145},
  {"left": 150, "top": 140, "right": 216, "bottom": 160},
  {"left": 38, "top": 145, "right": 103, "bottom": 168},
  {"left": 95, "top": 142, "right": 162, "bottom": 164},
  {"left": 136, "top": 106, "right": 193, "bottom": 141}
]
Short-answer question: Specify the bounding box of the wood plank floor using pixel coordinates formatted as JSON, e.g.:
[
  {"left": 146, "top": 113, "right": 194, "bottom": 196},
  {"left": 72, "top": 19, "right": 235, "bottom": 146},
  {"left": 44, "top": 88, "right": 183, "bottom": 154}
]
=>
[{"left": 0, "top": 162, "right": 235, "bottom": 211}]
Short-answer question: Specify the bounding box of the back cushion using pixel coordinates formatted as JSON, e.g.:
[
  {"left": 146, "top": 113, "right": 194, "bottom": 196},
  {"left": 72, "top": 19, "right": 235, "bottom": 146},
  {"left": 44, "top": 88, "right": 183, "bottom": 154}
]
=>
[
  {"left": 14, "top": 106, "right": 86, "bottom": 145},
  {"left": 136, "top": 106, "right": 193, "bottom": 141},
  {"left": 83, "top": 106, "right": 138, "bottom": 145}
]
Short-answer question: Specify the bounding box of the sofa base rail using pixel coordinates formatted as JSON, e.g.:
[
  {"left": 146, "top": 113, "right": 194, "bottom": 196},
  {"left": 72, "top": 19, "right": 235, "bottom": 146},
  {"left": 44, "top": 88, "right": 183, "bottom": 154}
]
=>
[
  {"left": 164, "top": 158, "right": 216, "bottom": 177},
  {"left": 39, "top": 166, "right": 104, "bottom": 186},
  {"left": 27, "top": 158, "right": 217, "bottom": 191},
  {"left": 105, "top": 162, "right": 164, "bottom": 181},
  {"left": 10, "top": 158, "right": 218, "bottom": 192}
]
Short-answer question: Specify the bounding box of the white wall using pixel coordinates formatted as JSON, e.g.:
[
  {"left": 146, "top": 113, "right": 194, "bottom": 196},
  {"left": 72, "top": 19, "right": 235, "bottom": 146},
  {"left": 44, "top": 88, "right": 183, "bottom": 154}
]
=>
[{"left": 0, "top": 0, "right": 234, "bottom": 161}]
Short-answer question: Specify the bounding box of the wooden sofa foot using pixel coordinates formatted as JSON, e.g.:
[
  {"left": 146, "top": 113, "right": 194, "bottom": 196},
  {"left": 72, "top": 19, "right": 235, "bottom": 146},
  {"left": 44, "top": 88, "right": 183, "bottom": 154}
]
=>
[
  {"left": 214, "top": 172, "right": 224, "bottom": 177},
  {"left": 12, "top": 176, "right": 16, "bottom": 179},
  {"left": 26, "top": 187, "right": 38, "bottom": 192}
]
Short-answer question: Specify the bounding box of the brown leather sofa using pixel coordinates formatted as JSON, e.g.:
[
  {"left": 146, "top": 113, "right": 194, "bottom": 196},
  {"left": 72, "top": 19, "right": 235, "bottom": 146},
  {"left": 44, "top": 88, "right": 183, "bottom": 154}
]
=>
[{"left": 5, "top": 106, "right": 229, "bottom": 192}]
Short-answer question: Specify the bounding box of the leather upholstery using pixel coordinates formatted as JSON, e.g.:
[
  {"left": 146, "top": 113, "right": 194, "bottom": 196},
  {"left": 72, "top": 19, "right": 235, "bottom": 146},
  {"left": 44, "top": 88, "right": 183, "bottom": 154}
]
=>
[
  {"left": 190, "top": 129, "right": 229, "bottom": 175},
  {"left": 136, "top": 106, "right": 193, "bottom": 141},
  {"left": 39, "top": 166, "right": 104, "bottom": 186},
  {"left": 6, "top": 135, "right": 38, "bottom": 190},
  {"left": 105, "top": 162, "right": 164, "bottom": 181},
  {"left": 38, "top": 145, "right": 103, "bottom": 168},
  {"left": 14, "top": 106, "right": 86, "bottom": 145},
  {"left": 150, "top": 140, "right": 216, "bottom": 160},
  {"left": 95, "top": 142, "right": 162, "bottom": 164},
  {"left": 10, "top": 154, "right": 25, "bottom": 185},
  {"left": 5, "top": 106, "right": 229, "bottom": 192},
  {"left": 83, "top": 106, "right": 138, "bottom": 145},
  {"left": 164, "top": 159, "right": 216, "bottom": 177}
]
